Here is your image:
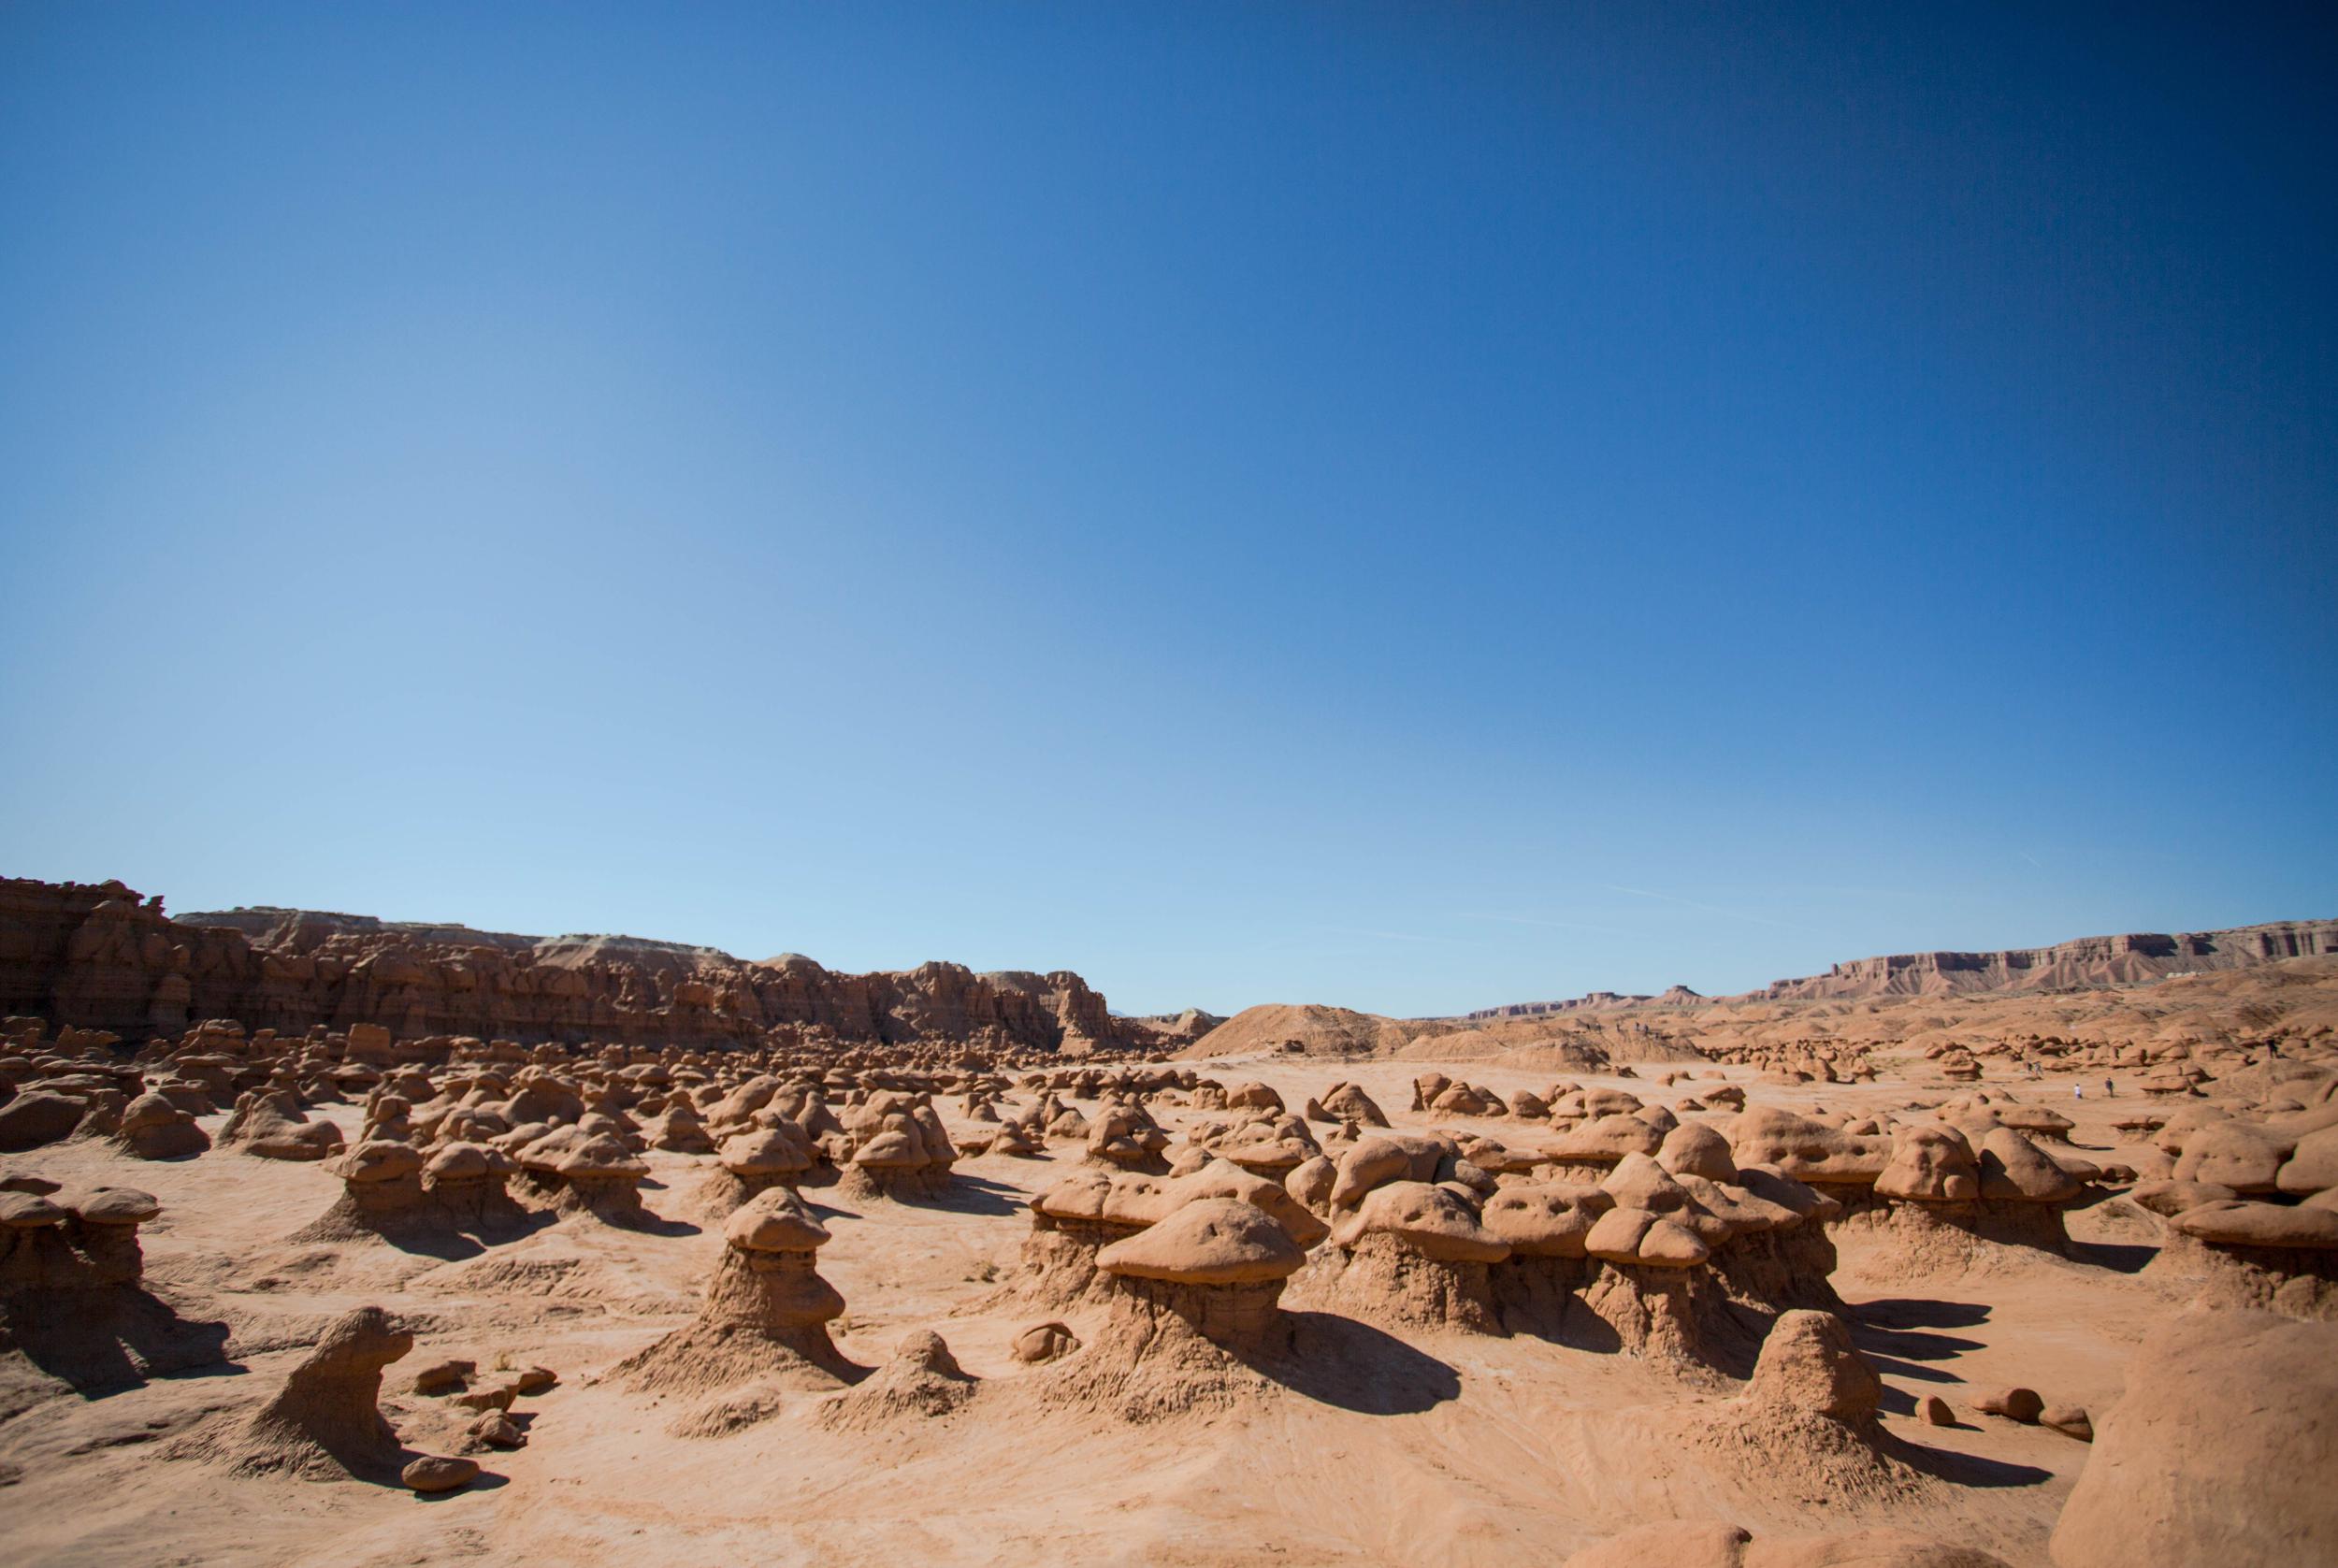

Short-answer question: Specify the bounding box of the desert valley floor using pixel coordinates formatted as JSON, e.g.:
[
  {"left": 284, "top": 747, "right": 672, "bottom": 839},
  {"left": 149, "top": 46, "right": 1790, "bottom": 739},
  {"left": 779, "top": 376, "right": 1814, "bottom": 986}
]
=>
[{"left": 2, "top": 904, "right": 2334, "bottom": 1567}]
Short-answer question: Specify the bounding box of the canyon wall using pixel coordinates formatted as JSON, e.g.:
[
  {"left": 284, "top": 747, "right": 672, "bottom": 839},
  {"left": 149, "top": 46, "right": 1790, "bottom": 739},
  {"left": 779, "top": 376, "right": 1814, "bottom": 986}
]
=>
[{"left": 0, "top": 877, "right": 1162, "bottom": 1053}]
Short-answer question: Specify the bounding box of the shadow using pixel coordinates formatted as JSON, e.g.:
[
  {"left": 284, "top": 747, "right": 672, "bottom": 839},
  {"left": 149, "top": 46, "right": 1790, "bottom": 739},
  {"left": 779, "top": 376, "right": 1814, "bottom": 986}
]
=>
[
  {"left": 1854, "top": 1298, "right": 1992, "bottom": 1331},
  {"left": 805, "top": 1198, "right": 862, "bottom": 1223},
  {"left": 2, "top": 1288, "right": 241, "bottom": 1399},
  {"left": 2066, "top": 1240, "right": 2157, "bottom": 1274},
  {"left": 1860, "top": 1350, "right": 1961, "bottom": 1386},
  {"left": 296, "top": 1206, "right": 561, "bottom": 1261},
  {"left": 1878, "top": 1429, "right": 2055, "bottom": 1489},
  {"left": 1256, "top": 1312, "right": 1462, "bottom": 1415},
  {"left": 1873, "top": 1381, "right": 1918, "bottom": 1417},
  {"left": 594, "top": 1208, "right": 699, "bottom": 1239},
  {"left": 1851, "top": 1302, "right": 1987, "bottom": 1401},
  {"left": 895, "top": 1174, "right": 1025, "bottom": 1218},
  {"left": 1850, "top": 1324, "right": 1983, "bottom": 1362},
  {"left": 1543, "top": 1303, "right": 1624, "bottom": 1355}
]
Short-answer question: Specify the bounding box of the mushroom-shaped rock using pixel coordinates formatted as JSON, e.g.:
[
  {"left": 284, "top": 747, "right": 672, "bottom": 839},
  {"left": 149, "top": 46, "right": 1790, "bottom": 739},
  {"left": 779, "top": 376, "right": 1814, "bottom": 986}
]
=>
[
  {"left": 723, "top": 1125, "right": 814, "bottom": 1181},
  {"left": 644, "top": 1104, "right": 714, "bottom": 1154},
  {"left": 1728, "top": 1108, "right": 1888, "bottom": 1185},
  {"left": 1976, "top": 1127, "right": 2082, "bottom": 1203},
  {"left": 1656, "top": 1121, "right": 1737, "bottom": 1183},
  {"left": 336, "top": 1139, "right": 426, "bottom": 1186},
  {"left": 1875, "top": 1124, "right": 1982, "bottom": 1203},
  {"left": 114, "top": 1091, "right": 209, "bottom": 1159},
  {"left": 546, "top": 1132, "right": 651, "bottom": 1221},
  {"left": 1085, "top": 1104, "right": 1170, "bottom": 1172},
  {"left": 1602, "top": 1152, "right": 1695, "bottom": 1215},
  {"left": 1480, "top": 1182, "right": 1612, "bottom": 1259},
  {"left": 2275, "top": 1124, "right": 2338, "bottom": 1197},
  {"left": 418, "top": 1141, "right": 521, "bottom": 1228},
  {"left": 2172, "top": 1122, "right": 2294, "bottom": 1195},
  {"left": 2170, "top": 1199, "right": 2338, "bottom": 1250},
  {"left": 615, "top": 1187, "right": 853, "bottom": 1394},
  {"left": 68, "top": 1186, "right": 161, "bottom": 1226},
  {"left": 1584, "top": 1206, "right": 1710, "bottom": 1269},
  {"left": 1096, "top": 1197, "right": 1305, "bottom": 1287},
  {"left": 1332, "top": 1181, "right": 1508, "bottom": 1263},
  {"left": 0, "top": 1190, "right": 66, "bottom": 1229},
  {"left": 695, "top": 1124, "right": 817, "bottom": 1217},
  {"left": 1549, "top": 1114, "right": 1666, "bottom": 1166},
  {"left": 1165, "top": 1161, "right": 1331, "bottom": 1247},
  {"left": 726, "top": 1189, "right": 832, "bottom": 1253},
  {"left": 1329, "top": 1137, "right": 1415, "bottom": 1207},
  {"left": 2129, "top": 1178, "right": 2237, "bottom": 1218}
]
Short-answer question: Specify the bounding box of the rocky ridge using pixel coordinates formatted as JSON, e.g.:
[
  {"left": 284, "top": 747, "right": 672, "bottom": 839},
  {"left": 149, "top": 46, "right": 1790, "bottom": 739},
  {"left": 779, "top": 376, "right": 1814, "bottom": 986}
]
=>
[{"left": 0, "top": 877, "right": 1183, "bottom": 1055}]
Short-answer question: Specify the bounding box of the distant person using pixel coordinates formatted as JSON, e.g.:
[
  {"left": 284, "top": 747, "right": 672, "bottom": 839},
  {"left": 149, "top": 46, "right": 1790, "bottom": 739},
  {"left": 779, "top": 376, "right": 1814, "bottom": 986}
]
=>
[
  {"left": 2104, "top": 1078, "right": 2115, "bottom": 1097},
  {"left": 2073, "top": 1083, "right": 2084, "bottom": 1101}
]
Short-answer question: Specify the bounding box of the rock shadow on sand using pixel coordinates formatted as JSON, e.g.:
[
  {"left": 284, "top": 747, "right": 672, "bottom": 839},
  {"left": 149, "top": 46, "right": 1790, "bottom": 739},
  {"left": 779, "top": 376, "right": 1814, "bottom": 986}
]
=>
[
  {"left": 1244, "top": 1310, "right": 1461, "bottom": 1416},
  {"left": 1875, "top": 1427, "right": 2054, "bottom": 1490},
  {"left": 2, "top": 1291, "right": 239, "bottom": 1400}
]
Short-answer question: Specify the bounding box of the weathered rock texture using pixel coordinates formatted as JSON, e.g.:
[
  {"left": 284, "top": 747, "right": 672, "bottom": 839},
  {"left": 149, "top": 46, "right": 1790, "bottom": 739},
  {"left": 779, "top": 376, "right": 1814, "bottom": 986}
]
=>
[{"left": 0, "top": 877, "right": 1169, "bottom": 1052}]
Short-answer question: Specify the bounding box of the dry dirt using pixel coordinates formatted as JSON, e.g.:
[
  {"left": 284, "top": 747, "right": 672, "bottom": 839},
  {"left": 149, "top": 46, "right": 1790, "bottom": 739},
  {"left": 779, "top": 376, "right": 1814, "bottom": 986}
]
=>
[{"left": 0, "top": 1044, "right": 2210, "bottom": 1568}]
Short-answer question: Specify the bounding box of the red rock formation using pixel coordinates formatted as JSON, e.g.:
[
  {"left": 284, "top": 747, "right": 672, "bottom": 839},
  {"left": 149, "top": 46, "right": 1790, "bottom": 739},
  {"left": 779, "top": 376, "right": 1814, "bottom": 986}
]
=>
[{"left": 0, "top": 877, "right": 1169, "bottom": 1055}]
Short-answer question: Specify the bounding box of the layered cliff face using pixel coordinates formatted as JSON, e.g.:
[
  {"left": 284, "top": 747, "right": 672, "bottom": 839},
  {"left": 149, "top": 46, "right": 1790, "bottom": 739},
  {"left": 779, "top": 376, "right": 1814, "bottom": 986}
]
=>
[
  {"left": 1753, "top": 922, "right": 2338, "bottom": 1002},
  {"left": 1465, "top": 921, "right": 2338, "bottom": 1020},
  {"left": 0, "top": 878, "right": 1158, "bottom": 1053}
]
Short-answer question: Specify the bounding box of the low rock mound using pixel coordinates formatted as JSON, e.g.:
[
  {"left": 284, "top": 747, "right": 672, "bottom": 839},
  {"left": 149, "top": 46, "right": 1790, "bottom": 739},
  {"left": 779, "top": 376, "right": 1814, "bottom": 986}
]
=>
[
  {"left": 815, "top": 1330, "right": 978, "bottom": 1431},
  {"left": 2049, "top": 1308, "right": 2338, "bottom": 1567}
]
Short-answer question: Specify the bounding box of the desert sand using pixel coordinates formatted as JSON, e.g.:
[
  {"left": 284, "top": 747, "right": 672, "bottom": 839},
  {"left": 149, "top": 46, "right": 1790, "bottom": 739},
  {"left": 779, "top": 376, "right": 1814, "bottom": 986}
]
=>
[{"left": 2, "top": 884, "right": 2334, "bottom": 1567}]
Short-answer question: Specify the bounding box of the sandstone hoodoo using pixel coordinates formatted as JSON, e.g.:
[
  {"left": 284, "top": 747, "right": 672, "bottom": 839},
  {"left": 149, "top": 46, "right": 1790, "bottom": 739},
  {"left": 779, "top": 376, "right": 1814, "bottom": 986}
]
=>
[
  {"left": 836, "top": 1089, "right": 958, "bottom": 1199},
  {"left": 1093, "top": 1195, "right": 1306, "bottom": 1351},
  {"left": 193, "top": 1304, "right": 469, "bottom": 1489},
  {"left": 1313, "top": 1179, "right": 1510, "bottom": 1333},
  {"left": 614, "top": 1187, "right": 856, "bottom": 1397}
]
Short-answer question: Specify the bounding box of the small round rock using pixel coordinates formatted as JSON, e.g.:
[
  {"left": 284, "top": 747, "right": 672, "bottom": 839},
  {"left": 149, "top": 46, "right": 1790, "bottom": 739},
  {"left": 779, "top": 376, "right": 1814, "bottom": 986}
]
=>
[
  {"left": 1971, "top": 1387, "right": 2044, "bottom": 1423},
  {"left": 402, "top": 1454, "right": 481, "bottom": 1493},
  {"left": 1012, "top": 1322, "right": 1079, "bottom": 1363}
]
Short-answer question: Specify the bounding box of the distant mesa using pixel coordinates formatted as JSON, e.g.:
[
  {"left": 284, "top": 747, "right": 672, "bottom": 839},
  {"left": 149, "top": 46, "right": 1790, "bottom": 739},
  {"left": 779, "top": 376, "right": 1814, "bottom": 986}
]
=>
[{"left": 1466, "top": 921, "right": 2338, "bottom": 1019}]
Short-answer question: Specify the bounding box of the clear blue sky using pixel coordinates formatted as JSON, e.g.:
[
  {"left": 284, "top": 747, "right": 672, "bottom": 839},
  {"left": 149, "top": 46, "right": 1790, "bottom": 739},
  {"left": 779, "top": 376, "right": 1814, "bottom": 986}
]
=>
[{"left": 3, "top": 4, "right": 2332, "bottom": 1018}]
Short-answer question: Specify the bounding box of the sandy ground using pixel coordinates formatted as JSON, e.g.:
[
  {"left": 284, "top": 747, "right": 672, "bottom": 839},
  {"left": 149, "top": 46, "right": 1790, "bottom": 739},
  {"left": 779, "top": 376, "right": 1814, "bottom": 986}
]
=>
[{"left": 0, "top": 1051, "right": 2193, "bottom": 1568}]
